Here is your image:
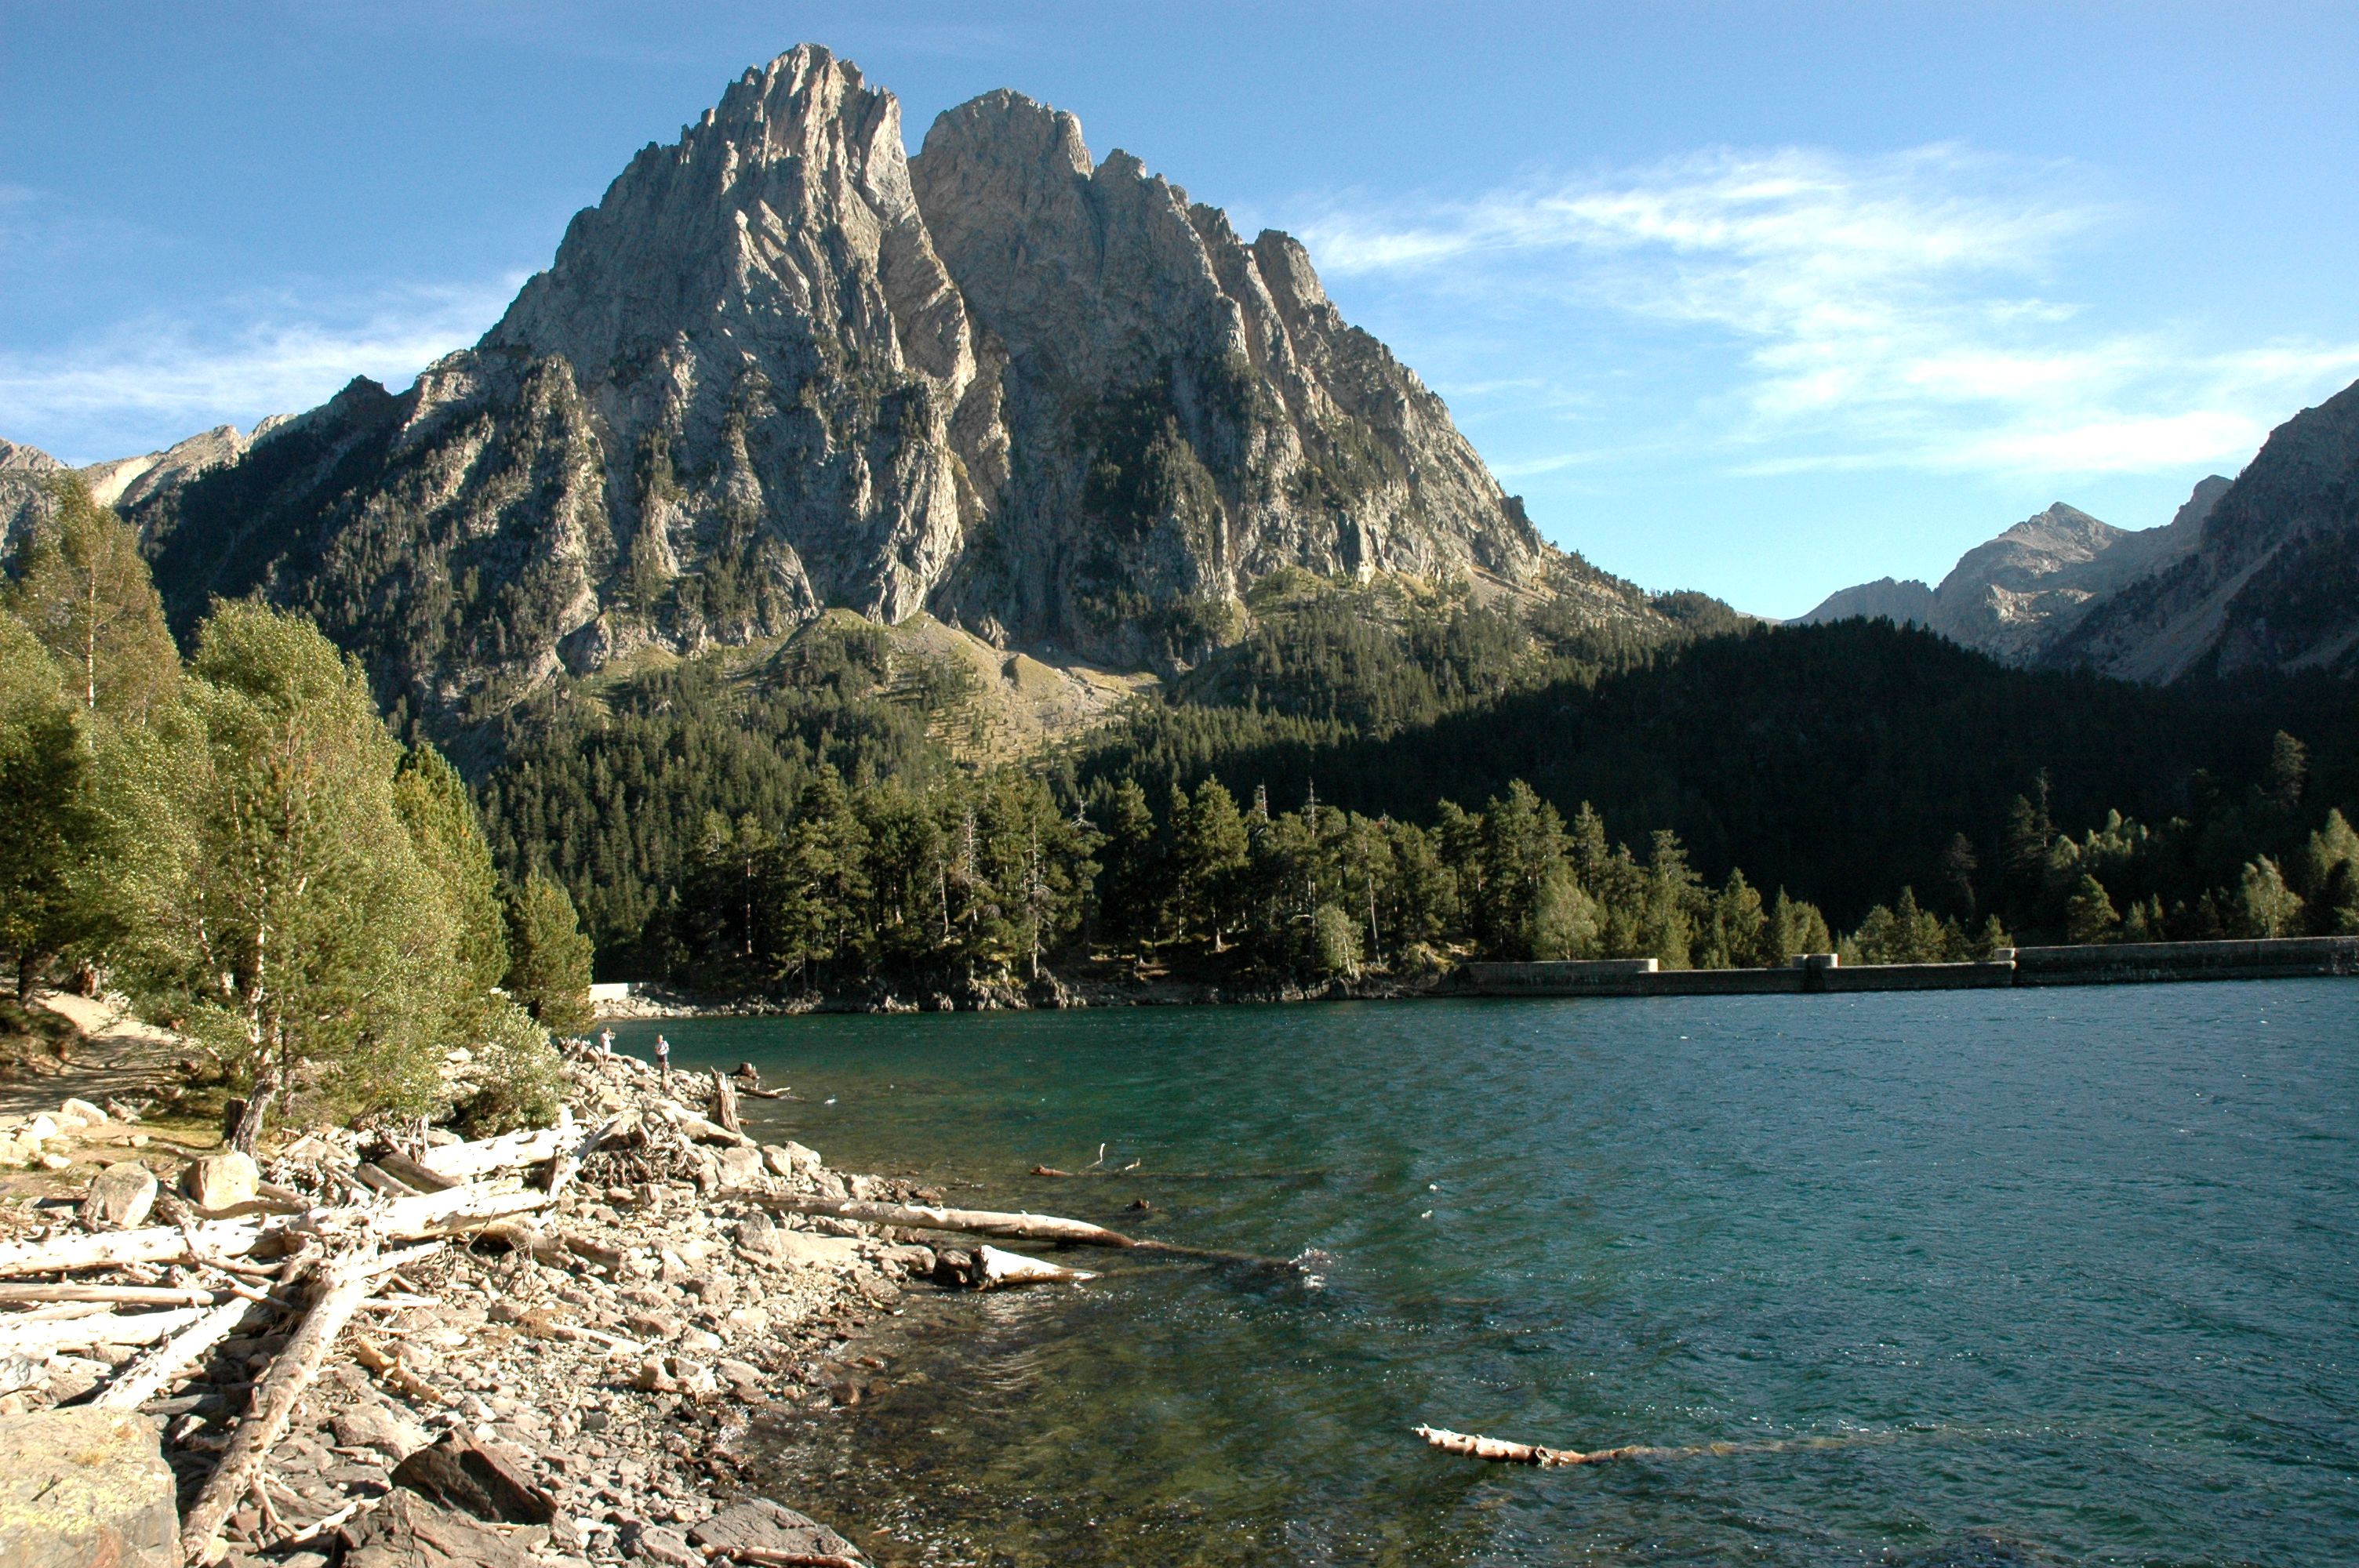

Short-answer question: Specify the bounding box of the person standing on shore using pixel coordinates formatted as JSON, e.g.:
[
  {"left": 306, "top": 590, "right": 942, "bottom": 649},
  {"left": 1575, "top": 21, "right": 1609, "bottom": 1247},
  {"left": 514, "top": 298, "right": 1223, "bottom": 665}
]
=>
[
  {"left": 598, "top": 1027, "right": 614, "bottom": 1058},
  {"left": 654, "top": 1033, "right": 671, "bottom": 1084}
]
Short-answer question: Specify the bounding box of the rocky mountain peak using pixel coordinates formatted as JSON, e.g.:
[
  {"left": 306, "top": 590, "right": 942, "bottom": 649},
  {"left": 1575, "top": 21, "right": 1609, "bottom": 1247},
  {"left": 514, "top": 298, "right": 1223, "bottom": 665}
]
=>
[
  {"left": 0, "top": 438, "right": 64, "bottom": 474},
  {"left": 128, "top": 45, "right": 1558, "bottom": 725}
]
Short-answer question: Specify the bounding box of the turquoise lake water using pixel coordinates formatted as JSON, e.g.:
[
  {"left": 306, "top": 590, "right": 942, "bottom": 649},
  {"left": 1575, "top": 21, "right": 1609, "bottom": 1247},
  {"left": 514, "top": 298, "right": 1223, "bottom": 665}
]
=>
[{"left": 610, "top": 982, "right": 2358, "bottom": 1566}]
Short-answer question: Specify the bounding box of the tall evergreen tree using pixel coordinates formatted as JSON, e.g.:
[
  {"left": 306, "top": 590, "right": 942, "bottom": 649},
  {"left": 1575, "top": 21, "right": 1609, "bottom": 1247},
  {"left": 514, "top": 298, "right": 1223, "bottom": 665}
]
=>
[{"left": 503, "top": 873, "right": 595, "bottom": 1034}]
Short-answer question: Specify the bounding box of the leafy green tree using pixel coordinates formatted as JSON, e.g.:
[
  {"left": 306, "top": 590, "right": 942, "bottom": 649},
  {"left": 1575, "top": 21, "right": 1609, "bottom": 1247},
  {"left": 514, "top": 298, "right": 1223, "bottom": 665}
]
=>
[
  {"left": 2, "top": 477, "right": 178, "bottom": 723},
  {"left": 117, "top": 606, "right": 463, "bottom": 1149},
  {"left": 2234, "top": 855, "right": 2304, "bottom": 938},
  {"left": 1847, "top": 887, "right": 1954, "bottom": 964},
  {"left": 2298, "top": 808, "right": 2359, "bottom": 935},
  {"left": 503, "top": 873, "right": 595, "bottom": 1033},
  {"left": 1527, "top": 866, "right": 1598, "bottom": 960},
  {"left": 1311, "top": 902, "right": 1362, "bottom": 979}
]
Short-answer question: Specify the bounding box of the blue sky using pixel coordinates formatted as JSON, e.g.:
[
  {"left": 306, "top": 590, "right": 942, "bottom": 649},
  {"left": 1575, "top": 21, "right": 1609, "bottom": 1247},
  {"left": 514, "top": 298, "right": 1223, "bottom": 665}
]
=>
[{"left": 4, "top": 2, "right": 2355, "bottom": 618}]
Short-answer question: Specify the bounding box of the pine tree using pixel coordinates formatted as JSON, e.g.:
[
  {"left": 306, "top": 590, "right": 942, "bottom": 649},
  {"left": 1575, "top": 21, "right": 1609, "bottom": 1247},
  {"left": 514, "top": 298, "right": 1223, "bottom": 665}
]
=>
[
  {"left": 503, "top": 873, "right": 595, "bottom": 1034},
  {"left": 1172, "top": 779, "right": 1249, "bottom": 949},
  {"left": 1091, "top": 779, "right": 1161, "bottom": 956},
  {"left": 0, "top": 611, "right": 116, "bottom": 996},
  {"left": 2064, "top": 874, "right": 2121, "bottom": 945}
]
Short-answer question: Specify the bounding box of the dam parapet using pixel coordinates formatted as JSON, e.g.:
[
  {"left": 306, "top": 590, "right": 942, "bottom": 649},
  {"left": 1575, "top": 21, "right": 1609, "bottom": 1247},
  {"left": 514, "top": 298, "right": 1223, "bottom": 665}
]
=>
[{"left": 1456, "top": 936, "right": 2359, "bottom": 999}]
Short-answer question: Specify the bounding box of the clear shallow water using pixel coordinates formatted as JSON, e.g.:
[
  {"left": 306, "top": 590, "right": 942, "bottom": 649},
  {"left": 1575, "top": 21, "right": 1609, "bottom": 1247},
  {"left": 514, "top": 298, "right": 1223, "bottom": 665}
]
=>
[{"left": 612, "top": 982, "right": 2359, "bottom": 1566}]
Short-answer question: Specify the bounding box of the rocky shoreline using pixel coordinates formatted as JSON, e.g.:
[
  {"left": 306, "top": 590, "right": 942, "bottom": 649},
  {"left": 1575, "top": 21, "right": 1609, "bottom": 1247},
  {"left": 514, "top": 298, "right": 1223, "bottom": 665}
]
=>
[
  {"left": 593, "top": 966, "right": 1448, "bottom": 1022},
  {"left": 0, "top": 1041, "right": 1005, "bottom": 1568}
]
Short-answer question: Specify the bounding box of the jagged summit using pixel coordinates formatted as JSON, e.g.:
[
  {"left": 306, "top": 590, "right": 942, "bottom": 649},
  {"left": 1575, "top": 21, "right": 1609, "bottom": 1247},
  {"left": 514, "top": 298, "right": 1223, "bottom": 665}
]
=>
[{"left": 124, "top": 45, "right": 1575, "bottom": 724}]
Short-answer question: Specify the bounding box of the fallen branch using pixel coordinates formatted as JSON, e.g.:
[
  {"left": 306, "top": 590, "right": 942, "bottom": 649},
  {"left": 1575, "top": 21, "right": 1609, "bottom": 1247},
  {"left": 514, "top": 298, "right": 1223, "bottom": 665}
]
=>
[
  {"left": 415, "top": 1117, "right": 580, "bottom": 1183},
  {"left": 0, "top": 1283, "right": 222, "bottom": 1307},
  {"left": 702, "top": 1549, "right": 866, "bottom": 1568},
  {"left": 93, "top": 1294, "right": 273, "bottom": 1410},
  {"left": 351, "top": 1333, "right": 449, "bottom": 1406},
  {"left": 731, "top": 1193, "right": 1294, "bottom": 1270},
  {"left": 1412, "top": 1424, "right": 1864, "bottom": 1468},
  {"left": 0, "top": 1305, "right": 205, "bottom": 1356},
  {"left": 659, "top": 1101, "right": 754, "bottom": 1149},
  {"left": 181, "top": 1248, "right": 394, "bottom": 1562},
  {"left": 0, "top": 1219, "right": 268, "bottom": 1276},
  {"left": 971, "top": 1244, "right": 1096, "bottom": 1290}
]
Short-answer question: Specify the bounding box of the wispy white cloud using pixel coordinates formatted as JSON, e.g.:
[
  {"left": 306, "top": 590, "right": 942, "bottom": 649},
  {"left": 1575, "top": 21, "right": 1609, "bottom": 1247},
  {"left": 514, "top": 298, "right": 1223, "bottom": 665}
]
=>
[
  {"left": 0, "top": 279, "right": 517, "bottom": 462},
  {"left": 1298, "top": 146, "right": 2359, "bottom": 480}
]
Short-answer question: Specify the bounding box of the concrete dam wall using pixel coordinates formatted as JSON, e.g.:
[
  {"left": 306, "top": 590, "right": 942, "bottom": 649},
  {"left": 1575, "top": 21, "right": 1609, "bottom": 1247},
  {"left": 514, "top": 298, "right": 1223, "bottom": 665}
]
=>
[{"left": 1456, "top": 937, "right": 2359, "bottom": 999}]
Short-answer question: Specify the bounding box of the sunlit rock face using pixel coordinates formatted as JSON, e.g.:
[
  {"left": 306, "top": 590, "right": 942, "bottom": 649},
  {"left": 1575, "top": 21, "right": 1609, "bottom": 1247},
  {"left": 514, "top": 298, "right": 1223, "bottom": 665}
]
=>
[{"left": 130, "top": 45, "right": 1550, "bottom": 720}]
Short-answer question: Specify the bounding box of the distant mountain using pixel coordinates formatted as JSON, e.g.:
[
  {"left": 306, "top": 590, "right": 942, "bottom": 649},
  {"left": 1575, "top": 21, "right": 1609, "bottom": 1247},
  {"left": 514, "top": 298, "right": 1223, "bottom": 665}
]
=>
[
  {"left": 84, "top": 424, "right": 259, "bottom": 514},
  {"left": 2, "top": 426, "right": 264, "bottom": 561},
  {"left": 2049, "top": 380, "right": 2359, "bottom": 681},
  {"left": 1793, "top": 576, "right": 1935, "bottom": 630},
  {"left": 1797, "top": 479, "right": 2232, "bottom": 667},
  {"left": 122, "top": 45, "right": 1637, "bottom": 728},
  {"left": 0, "top": 440, "right": 67, "bottom": 558}
]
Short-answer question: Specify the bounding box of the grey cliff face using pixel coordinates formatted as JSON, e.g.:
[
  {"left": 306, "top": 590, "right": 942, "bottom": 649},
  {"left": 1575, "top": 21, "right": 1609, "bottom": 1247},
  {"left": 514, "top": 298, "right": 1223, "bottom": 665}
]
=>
[
  {"left": 1797, "top": 481, "right": 2234, "bottom": 670},
  {"left": 129, "top": 45, "right": 1550, "bottom": 721},
  {"left": 910, "top": 91, "right": 1542, "bottom": 658},
  {"left": 0, "top": 439, "right": 66, "bottom": 561},
  {"left": 1791, "top": 576, "right": 1934, "bottom": 630},
  {"left": 2048, "top": 379, "right": 2359, "bottom": 681}
]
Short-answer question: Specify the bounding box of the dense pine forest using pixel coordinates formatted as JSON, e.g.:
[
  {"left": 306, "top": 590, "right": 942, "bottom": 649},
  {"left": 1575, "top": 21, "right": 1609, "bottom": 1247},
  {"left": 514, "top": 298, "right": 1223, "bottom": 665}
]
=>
[
  {"left": 468, "top": 570, "right": 2359, "bottom": 998},
  {"left": 7, "top": 477, "right": 2356, "bottom": 1018}
]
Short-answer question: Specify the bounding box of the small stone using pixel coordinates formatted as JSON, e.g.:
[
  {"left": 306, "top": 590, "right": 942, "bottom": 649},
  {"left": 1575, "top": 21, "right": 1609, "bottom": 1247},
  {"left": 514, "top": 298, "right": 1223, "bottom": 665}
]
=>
[
  {"left": 621, "top": 1523, "right": 700, "bottom": 1566},
  {"left": 679, "top": 1328, "right": 724, "bottom": 1355},
  {"left": 184, "top": 1150, "right": 259, "bottom": 1211},
  {"left": 58, "top": 1098, "right": 107, "bottom": 1127},
  {"left": 623, "top": 1311, "right": 681, "bottom": 1341},
  {"left": 333, "top": 1398, "right": 431, "bottom": 1464},
  {"left": 80, "top": 1161, "right": 158, "bottom": 1230},
  {"left": 38, "top": 1152, "right": 73, "bottom": 1171}
]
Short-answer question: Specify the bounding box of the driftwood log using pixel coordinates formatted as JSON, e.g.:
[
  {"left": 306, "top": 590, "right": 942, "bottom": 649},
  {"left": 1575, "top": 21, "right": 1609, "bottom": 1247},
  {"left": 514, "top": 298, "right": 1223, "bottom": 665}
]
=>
[
  {"left": 1414, "top": 1423, "right": 1856, "bottom": 1468},
  {"left": 732, "top": 1192, "right": 1295, "bottom": 1270},
  {"left": 711, "top": 1070, "right": 741, "bottom": 1135},
  {"left": 95, "top": 1294, "right": 272, "bottom": 1410},
  {"left": 180, "top": 1245, "right": 438, "bottom": 1562},
  {"left": 0, "top": 1283, "right": 225, "bottom": 1307},
  {"left": 971, "top": 1245, "right": 1097, "bottom": 1289},
  {"left": 0, "top": 1306, "right": 206, "bottom": 1356},
  {"left": 414, "top": 1118, "right": 582, "bottom": 1182}
]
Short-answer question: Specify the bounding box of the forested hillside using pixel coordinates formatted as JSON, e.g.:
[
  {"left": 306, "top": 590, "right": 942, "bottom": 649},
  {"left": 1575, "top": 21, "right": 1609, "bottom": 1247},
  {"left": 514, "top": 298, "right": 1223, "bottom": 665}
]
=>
[{"left": 467, "top": 568, "right": 2359, "bottom": 992}]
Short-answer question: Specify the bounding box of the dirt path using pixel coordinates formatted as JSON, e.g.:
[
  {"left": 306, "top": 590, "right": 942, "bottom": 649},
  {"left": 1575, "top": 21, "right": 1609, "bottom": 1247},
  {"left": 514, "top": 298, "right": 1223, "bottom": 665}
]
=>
[{"left": 0, "top": 991, "right": 187, "bottom": 1121}]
